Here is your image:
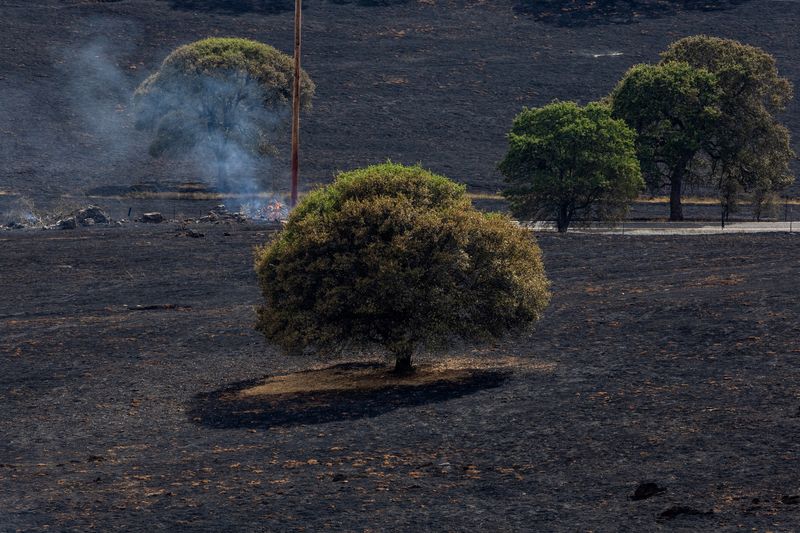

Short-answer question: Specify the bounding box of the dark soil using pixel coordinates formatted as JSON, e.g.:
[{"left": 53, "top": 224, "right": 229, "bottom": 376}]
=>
[
  {"left": 1, "top": 0, "right": 798, "bottom": 210},
  {"left": 2, "top": 226, "right": 799, "bottom": 531}
]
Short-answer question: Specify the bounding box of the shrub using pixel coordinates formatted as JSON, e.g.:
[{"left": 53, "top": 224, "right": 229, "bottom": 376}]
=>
[{"left": 254, "top": 163, "right": 550, "bottom": 373}]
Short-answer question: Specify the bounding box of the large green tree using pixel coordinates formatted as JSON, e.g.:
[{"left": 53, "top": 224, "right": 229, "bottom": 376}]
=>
[
  {"left": 254, "top": 163, "right": 550, "bottom": 374},
  {"left": 499, "top": 101, "right": 643, "bottom": 232},
  {"left": 134, "top": 37, "right": 315, "bottom": 190},
  {"left": 610, "top": 61, "right": 721, "bottom": 221},
  {"left": 661, "top": 35, "right": 795, "bottom": 220}
]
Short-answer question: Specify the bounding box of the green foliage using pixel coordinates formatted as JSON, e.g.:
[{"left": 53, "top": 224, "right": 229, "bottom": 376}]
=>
[
  {"left": 498, "top": 101, "right": 643, "bottom": 232},
  {"left": 610, "top": 61, "right": 721, "bottom": 220},
  {"left": 659, "top": 36, "right": 794, "bottom": 216},
  {"left": 254, "top": 163, "right": 550, "bottom": 371},
  {"left": 134, "top": 37, "right": 315, "bottom": 187}
]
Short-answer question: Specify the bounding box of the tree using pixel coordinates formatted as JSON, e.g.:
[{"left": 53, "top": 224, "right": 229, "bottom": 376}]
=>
[
  {"left": 660, "top": 35, "right": 795, "bottom": 219},
  {"left": 254, "top": 163, "right": 550, "bottom": 374},
  {"left": 134, "top": 37, "right": 315, "bottom": 190},
  {"left": 610, "top": 61, "right": 721, "bottom": 221},
  {"left": 498, "top": 101, "right": 643, "bottom": 232}
]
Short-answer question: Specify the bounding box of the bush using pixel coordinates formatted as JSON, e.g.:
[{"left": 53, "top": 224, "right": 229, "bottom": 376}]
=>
[{"left": 254, "top": 163, "right": 550, "bottom": 373}]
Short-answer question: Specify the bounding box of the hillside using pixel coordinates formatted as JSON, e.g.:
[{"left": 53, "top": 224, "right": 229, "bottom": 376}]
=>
[{"left": 1, "top": 0, "right": 799, "bottom": 208}]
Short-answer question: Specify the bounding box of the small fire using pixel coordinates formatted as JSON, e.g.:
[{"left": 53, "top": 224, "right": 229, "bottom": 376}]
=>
[{"left": 238, "top": 199, "right": 288, "bottom": 222}]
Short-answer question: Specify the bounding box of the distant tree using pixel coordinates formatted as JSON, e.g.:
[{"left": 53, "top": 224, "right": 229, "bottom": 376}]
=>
[
  {"left": 498, "top": 101, "right": 643, "bottom": 232},
  {"left": 134, "top": 37, "right": 315, "bottom": 189},
  {"left": 661, "top": 36, "right": 795, "bottom": 222},
  {"left": 610, "top": 61, "right": 721, "bottom": 221},
  {"left": 254, "top": 163, "right": 550, "bottom": 374}
]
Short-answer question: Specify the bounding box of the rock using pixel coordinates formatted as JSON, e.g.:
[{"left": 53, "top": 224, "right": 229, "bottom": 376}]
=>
[
  {"left": 140, "top": 212, "right": 164, "bottom": 223},
  {"left": 631, "top": 482, "right": 666, "bottom": 501},
  {"left": 57, "top": 217, "right": 77, "bottom": 230},
  {"left": 186, "top": 229, "right": 204, "bottom": 238},
  {"left": 76, "top": 205, "right": 109, "bottom": 225},
  {"left": 659, "top": 506, "right": 714, "bottom": 520},
  {"left": 5, "top": 221, "right": 25, "bottom": 229}
]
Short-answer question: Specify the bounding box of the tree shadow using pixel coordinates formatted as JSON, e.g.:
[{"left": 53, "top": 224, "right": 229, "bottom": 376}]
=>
[
  {"left": 188, "top": 362, "right": 508, "bottom": 429},
  {"left": 163, "top": 0, "right": 412, "bottom": 16},
  {"left": 515, "top": 0, "right": 751, "bottom": 27}
]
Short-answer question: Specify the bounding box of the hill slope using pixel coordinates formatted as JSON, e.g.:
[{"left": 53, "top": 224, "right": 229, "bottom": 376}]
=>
[{"left": 1, "top": 0, "right": 798, "bottom": 207}]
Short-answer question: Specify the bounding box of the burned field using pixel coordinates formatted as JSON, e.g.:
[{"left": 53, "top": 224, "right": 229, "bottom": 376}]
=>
[
  {"left": 1, "top": 226, "right": 799, "bottom": 531},
  {"left": 2, "top": 0, "right": 799, "bottom": 207}
]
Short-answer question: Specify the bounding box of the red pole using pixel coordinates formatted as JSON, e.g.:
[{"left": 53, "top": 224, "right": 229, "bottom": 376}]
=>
[{"left": 290, "top": 0, "right": 302, "bottom": 207}]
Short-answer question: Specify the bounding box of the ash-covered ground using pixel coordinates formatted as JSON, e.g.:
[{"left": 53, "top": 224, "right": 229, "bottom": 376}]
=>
[
  {"left": 1, "top": 226, "right": 799, "bottom": 531},
  {"left": 1, "top": 0, "right": 799, "bottom": 210}
]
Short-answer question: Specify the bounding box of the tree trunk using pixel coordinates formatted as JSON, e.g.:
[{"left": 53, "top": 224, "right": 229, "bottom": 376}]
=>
[
  {"left": 393, "top": 346, "right": 414, "bottom": 375},
  {"left": 669, "top": 171, "right": 684, "bottom": 222},
  {"left": 556, "top": 205, "right": 570, "bottom": 233}
]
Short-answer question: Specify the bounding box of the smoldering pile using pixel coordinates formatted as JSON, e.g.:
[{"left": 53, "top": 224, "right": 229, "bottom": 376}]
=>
[
  {"left": 195, "top": 202, "right": 287, "bottom": 224},
  {"left": 2, "top": 201, "right": 289, "bottom": 231},
  {"left": 2, "top": 205, "right": 118, "bottom": 231},
  {"left": 237, "top": 200, "right": 288, "bottom": 222}
]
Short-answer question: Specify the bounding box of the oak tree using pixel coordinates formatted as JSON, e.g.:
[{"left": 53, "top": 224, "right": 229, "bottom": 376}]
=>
[
  {"left": 134, "top": 37, "right": 315, "bottom": 189},
  {"left": 254, "top": 163, "right": 550, "bottom": 373},
  {"left": 499, "top": 101, "right": 643, "bottom": 232},
  {"left": 610, "top": 61, "right": 721, "bottom": 220}
]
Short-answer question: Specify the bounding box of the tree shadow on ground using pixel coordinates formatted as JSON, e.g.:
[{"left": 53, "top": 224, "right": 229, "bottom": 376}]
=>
[
  {"left": 515, "top": 0, "right": 751, "bottom": 27},
  {"left": 188, "top": 362, "right": 508, "bottom": 429},
  {"left": 163, "top": 0, "right": 412, "bottom": 16}
]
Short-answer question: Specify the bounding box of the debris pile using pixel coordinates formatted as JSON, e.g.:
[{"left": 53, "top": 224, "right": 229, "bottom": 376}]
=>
[
  {"left": 238, "top": 199, "right": 288, "bottom": 222},
  {"left": 56, "top": 205, "right": 112, "bottom": 230},
  {"left": 4, "top": 200, "right": 288, "bottom": 231},
  {"left": 2, "top": 201, "right": 41, "bottom": 230},
  {"left": 197, "top": 204, "right": 248, "bottom": 224},
  {"left": 75, "top": 206, "right": 110, "bottom": 225}
]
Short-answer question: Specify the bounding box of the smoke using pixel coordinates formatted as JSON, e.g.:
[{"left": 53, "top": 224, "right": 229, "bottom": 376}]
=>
[
  {"left": 133, "top": 46, "right": 292, "bottom": 198},
  {"left": 57, "top": 19, "right": 288, "bottom": 202},
  {"left": 58, "top": 19, "right": 143, "bottom": 174},
  {"left": 136, "top": 70, "right": 288, "bottom": 195}
]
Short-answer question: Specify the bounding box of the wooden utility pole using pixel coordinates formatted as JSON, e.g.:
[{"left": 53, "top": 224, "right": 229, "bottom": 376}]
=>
[{"left": 290, "top": 0, "right": 302, "bottom": 207}]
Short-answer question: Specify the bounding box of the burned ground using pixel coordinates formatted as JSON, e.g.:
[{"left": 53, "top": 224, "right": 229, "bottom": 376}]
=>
[
  {"left": 1, "top": 226, "right": 799, "bottom": 530},
  {"left": 1, "top": 0, "right": 799, "bottom": 211}
]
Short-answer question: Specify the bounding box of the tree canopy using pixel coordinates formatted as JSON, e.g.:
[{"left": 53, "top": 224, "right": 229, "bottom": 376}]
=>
[
  {"left": 254, "top": 163, "right": 550, "bottom": 373},
  {"left": 499, "top": 101, "right": 643, "bottom": 232},
  {"left": 660, "top": 35, "right": 795, "bottom": 218},
  {"left": 134, "top": 37, "right": 315, "bottom": 190},
  {"left": 610, "top": 61, "right": 721, "bottom": 220}
]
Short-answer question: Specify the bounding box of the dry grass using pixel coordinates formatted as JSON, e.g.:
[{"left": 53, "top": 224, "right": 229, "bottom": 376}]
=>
[
  {"left": 83, "top": 191, "right": 287, "bottom": 201},
  {"left": 238, "top": 356, "right": 554, "bottom": 397},
  {"left": 467, "top": 192, "right": 504, "bottom": 201},
  {"left": 639, "top": 196, "right": 800, "bottom": 205}
]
